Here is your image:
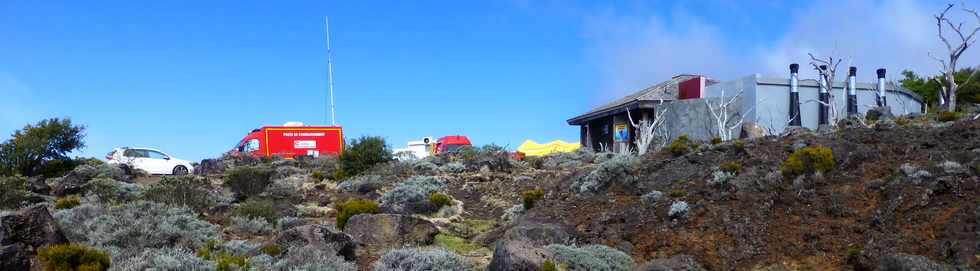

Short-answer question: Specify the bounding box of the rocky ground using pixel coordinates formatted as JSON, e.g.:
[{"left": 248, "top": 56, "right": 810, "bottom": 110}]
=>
[{"left": 1, "top": 114, "right": 979, "bottom": 271}]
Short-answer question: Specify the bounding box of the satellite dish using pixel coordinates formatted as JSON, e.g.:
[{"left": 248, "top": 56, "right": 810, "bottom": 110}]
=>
[{"left": 423, "top": 137, "right": 432, "bottom": 144}]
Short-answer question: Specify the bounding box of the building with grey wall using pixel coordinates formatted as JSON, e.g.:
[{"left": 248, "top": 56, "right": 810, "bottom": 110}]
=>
[{"left": 568, "top": 68, "right": 925, "bottom": 151}]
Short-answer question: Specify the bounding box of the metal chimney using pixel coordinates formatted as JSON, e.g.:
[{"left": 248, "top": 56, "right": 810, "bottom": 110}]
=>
[
  {"left": 789, "top": 64, "right": 802, "bottom": 126},
  {"left": 847, "top": 67, "right": 858, "bottom": 117},
  {"left": 818, "top": 65, "right": 829, "bottom": 125},
  {"left": 876, "top": 68, "right": 887, "bottom": 107}
]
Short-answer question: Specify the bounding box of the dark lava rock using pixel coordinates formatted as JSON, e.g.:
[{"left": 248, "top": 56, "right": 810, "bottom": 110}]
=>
[
  {"left": 253, "top": 224, "right": 356, "bottom": 261},
  {"left": 0, "top": 205, "right": 68, "bottom": 249},
  {"left": 26, "top": 177, "right": 50, "bottom": 195},
  {"left": 0, "top": 243, "right": 31, "bottom": 270},
  {"left": 636, "top": 254, "right": 707, "bottom": 271},
  {"left": 194, "top": 159, "right": 223, "bottom": 175},
  {"left": 488, "top": 219, "right": 577, "bottom": 271},
  {"left": 342, "top": 214, "right": 438, "bottom": 248},
  {"left": 50, "top": 165, "right": 99, "bottom": 196},
  {"left": 878, "top": 253, "right": 962, "bottom": 271}
]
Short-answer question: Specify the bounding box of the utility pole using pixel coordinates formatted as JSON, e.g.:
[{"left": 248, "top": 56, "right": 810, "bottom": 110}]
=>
[{"left": 326, "top": 16, "right": 336, "bottom": 125}]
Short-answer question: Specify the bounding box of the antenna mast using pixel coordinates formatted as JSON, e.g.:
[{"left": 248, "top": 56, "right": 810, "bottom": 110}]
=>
[{"left": 325, "top": 16, "right": 336, "bottom": 125}]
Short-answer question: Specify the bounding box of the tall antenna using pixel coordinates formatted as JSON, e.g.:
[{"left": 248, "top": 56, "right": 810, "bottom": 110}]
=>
[{"left": 325, "top": 16, "right": 336, "bottom": 125}]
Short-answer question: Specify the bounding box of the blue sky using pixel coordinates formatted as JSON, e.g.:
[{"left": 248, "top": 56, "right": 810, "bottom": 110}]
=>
[{"left": 2, "top": 0, "right": 978, "bottom": 161}]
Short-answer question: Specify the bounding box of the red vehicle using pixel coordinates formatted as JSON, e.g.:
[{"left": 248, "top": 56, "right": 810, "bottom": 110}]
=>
[
  {"left": 233, "top": 125, "right": 344, "bottom": 158},
  {"left": 434, "top": 135, "right": 472, "bottom": 154}
]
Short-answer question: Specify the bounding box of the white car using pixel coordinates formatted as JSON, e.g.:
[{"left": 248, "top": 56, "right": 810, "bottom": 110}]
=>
[{"left": 106, "top": 147, "right": 194, "bottom": 175}]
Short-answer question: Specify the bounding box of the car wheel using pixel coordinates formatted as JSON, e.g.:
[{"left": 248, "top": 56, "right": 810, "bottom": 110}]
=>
[{"left": 173, "top": 165, "right": 189, "bottom": 176}]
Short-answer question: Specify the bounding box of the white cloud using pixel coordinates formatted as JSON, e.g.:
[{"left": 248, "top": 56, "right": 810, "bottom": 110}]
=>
[{"left": 586, "top": 0, "right": 980, "bottom": 104}]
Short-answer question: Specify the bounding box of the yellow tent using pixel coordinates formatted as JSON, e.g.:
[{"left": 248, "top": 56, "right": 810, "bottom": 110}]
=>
[{"left": 517, "top": 140, "right": 581, "bottom": 157}]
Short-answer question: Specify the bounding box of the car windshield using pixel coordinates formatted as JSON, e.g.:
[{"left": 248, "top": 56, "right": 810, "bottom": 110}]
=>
[{"left": 443, "top": 144, "right": 466, "bottom": 153}]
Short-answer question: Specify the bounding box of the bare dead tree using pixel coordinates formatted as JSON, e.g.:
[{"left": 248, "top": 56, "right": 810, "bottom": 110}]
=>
[
  {"left": 705, "top": 89, "right": 755, "bottom": 141},
  {"left": 809, "top": 53, "right": 846, "bottom": 123},
  {"left": 931, "top": 2, "right": 980, "bottom": 111},
  {"left": 626, "top": 101, "right": 670, "bottom": 155}
]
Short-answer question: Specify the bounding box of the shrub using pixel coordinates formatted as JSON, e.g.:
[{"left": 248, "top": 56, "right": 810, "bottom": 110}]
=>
[
  {"left": 710, "top": 137, "right": 722, "bottom": 145},
  {"left": 501, "top": 204, "right": 526, "bottom": 223},
  {"left": 223, "top": 166, "right": 275, "bottom": 199},
  {"left": 844, "top": 245, "right": 863, "bottom": 267},
  {"left": 544, "top": 244, "right": 634, "bottom": 271},
  {"left": 231, "top": 216, "right": 273, "bottom": 235},
  {"left": 36, "top": 244, "right": 111, "bottom": 271},
  {"left": 332, "top": 169, "right": 349, "bottom": 182},
  {"left": 372, "top": 248, "right": 468, "bottom": 271},
  {"left": 143, "top": 175, "right": 213, "bottom": 213},
  {"left": 781, "top": 146, "right": 836, "bottom": 178},
  {"left": 113, "top": 247, "right": 214, "bottom": 271},
  {"left": 53, "top": 203, "right": 106, "bottom": 242},
  {"left": 261, "top": 245, "right": 282, "bottom": 256},
  {"left": 571, "top": 155, "right": 637, "bottom": 193},
  {"left": 669, "top": 189, "right": 687, "bottom": 198},
  {"left": 937, "top": 111, "right": 960, "bottom": 122},
  {"left": 55, "top": 195, "right": 82, "bottom": 209},
  {"left": 641, "top": 190, "right": 664, "bottom": 205},
  {"left": 439, "top": 162, "right": 466, "bottom": 174},
  {"left": 719, "top": 162, "right": 742, "bottom": 174},
  {"left": 430, "top": 192, "right": 453, "bottom": 208},
  {"left": 248, "top": 245, "right": 355, "bottom": 271},
  {"left": 197, "top": 240, "right": 249, "bottom": 271},
  {"left": 339, "top": 136, "right": 392, "bottom": 177},
  {"left": 521, "top": 188, "right": 545, "bottom": 209},
  {"left": 732, "top": 140, "right": 746, "bottom": 152},
  {"left": 0, "top": 175, "right": 27, "bottom": 209},
  {"left": 379, "top": 176, "right": 447, "bottom": 210},
  {"left": 542, "top": 259, "right": 558, "bottom": 271},
  {"left": 412, "top": 161, "right": 439, "bottom": 175},
  {"left": 669, "top": 201, "right": 690, "bottom": 218},
  {"left": 336, "top": 199, "right": 380, "bottom": 230},
  {"left": 668, "top": 135, "right": 691, "bottom": 156},
  {"left": 708, "top": 170, "right": 735, "bottom": 187},
  {"left": 233, "top": 199, "right": 279, "bottom": 223},
  {"left": 85, "top": 201, "right": 219, "bottom": 250},
  {"left": 338, "top": 175, "right": 387, "bottom": 193},
  {"left": 276, "top": 216, "right": 306, "bottom": 232},
  {"left": 0, "top": 118, "right": 85, "bottom": 177},
  {"left": 310, "top": 171, "right": 326, "bottom": 182},
  {"left": 86, "top": 177, "right": 142, "bottom": 205}
]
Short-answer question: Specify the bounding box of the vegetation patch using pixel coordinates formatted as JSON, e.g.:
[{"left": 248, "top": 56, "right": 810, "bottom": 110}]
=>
[
  {"left": 336, "top": 198, "right": 380, "bottom": 230},
  {"left": 143, "top": 175, "right": 213, "bottom": 213},
  {"left": 429, "top": 192, "right": 453, "bottom": 208},
  {"left": 937, "top": 111, "right": 961, "bottom": 122},
  {"left": 544, "top": 244, "right": 634, "bottom": 271},
  {"left": 0, "top": 176, "right": 27, "bottom": 209},
  {"left": 233, "top": 199, "right": 279, "bottom": 224},
  {"left": 223, "top": 166, "right": 274, "bottom": 199},
  {"left": 434, "top": 233, "right": 488, "bottom": 255},
  {"left": 781, "top": 146, "right": 836, "bottom": 178},
  {"left": 55, "top": 195, "right": 82, "bottom": 209},
  {"left": 339, "top": 136, "right": 392, "bottom": 178},
  {"left": 521, "top": 188, "right": 545, "bottom": 209},
  {"left": 36, "top": 243, "right": 111, "bottom": 271},
  {"left": 668, "top": 135, "right": 692, "bottom": 156},
  {"left": 719, "top": 162, "right": 743, "bottom": 174}
]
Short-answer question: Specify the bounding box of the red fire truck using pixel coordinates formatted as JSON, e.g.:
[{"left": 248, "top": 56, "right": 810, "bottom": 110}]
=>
[
  {"left": 233, "top": 124, "right": 344, "bottom": 158},
  {"left": 434, "top": 135, "right": 472, "bottom": 154}
]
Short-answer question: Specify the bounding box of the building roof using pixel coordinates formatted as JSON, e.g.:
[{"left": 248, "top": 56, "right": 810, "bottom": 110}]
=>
[{"left": 567, "top": 75, "right": 702, "bottom": 125}]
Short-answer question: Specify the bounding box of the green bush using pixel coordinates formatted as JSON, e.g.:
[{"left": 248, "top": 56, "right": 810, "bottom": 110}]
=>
[
  {"left": 36, "top": 244, "right": 111, "bottom": 271},
  {"left": 542, "top": 259, "right": 558, "bottom": 271},
  {"left": 669, "top": 189, "right": 687, "bottom": 198},
  {"left": 336, "top": 199, "right": 380, "bottom": 230},
  {"left": 710, "top": 137, "right": 722, "bottom": 145},
  {"left": 223, "top": 166, "right": 274, "bottom": 199},
  {"left": 55, "top": 195, "right": 82, "bottom": 209},
  {"left": 544, "top": 244, "right": 634, "bottom": 271},
  {"left": 0, "top": 118, "right": 85, "bottom": 177},
  {"left": 781, "top": 146, "right": 836, "bottom": 178},
  {"left": 429, "top": 192, "right": 453, "bottom": 208},
  {"left": 668, "top": 135, "right": 691, "bottom": 156},
  {"left": 521, "top": 188, "right": 545, "bottom": 209},
  {"left": 197, "top": 240, "right": 249, "bottom": 271},
  {"left": 339, "top": 136, "right": 392, "bottom": 177},
  {"left": 233, "top": 199, "right": 278, "bottom": 223},
  {"left": 937, "top": 111, "right": 960, "bottom": 122},
  {"left": 733, "top": 140, "right": 746, "bottom": 151},
  {"left": 0, "top": 175, "right": 27, "bottom": 209},
  {"left": 261, "top": 245, "right": 282, "bottom": 256},
  {"left": 719, "top": 162, "right": 742, "bottom": 174},
  {"left": 143, "top": 175, "right": 213, "bottom": 213},
  {"left": 311, "top": 171, "right": 326, "bottom": 182}
]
